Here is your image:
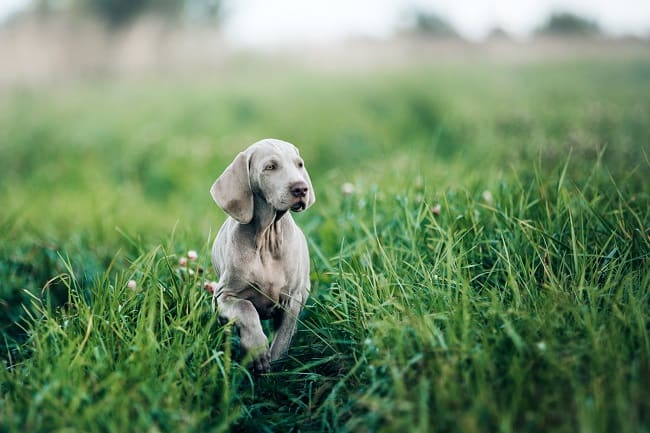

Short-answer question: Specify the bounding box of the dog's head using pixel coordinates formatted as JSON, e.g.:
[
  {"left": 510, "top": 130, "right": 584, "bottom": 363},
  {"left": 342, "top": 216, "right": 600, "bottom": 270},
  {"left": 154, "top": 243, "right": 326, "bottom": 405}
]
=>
[{"left": 210, "top": 139, "right": 315, "bottom": 224}]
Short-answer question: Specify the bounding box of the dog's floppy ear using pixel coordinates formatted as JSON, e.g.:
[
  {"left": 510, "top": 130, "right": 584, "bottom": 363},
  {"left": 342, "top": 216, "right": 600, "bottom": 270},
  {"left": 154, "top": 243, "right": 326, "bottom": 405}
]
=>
[
  {"left": 304, "top": 166, "right": 316, "bottom": 209},
  {"left": 210, "top": 152, "right": 254, "bottom": 224}
]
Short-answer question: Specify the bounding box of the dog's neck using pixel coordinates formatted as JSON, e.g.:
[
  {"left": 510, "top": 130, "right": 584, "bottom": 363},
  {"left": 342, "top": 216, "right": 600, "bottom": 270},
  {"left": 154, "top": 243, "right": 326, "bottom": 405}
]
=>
[{"left": 250, "top": 195, "right": 288, "bottom": 257}]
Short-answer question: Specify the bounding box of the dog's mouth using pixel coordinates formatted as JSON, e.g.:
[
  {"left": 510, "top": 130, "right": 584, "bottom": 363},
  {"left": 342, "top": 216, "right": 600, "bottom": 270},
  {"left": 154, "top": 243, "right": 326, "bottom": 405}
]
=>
[{"left": 290, "top": 201, "right": 306, "bottom": 212}]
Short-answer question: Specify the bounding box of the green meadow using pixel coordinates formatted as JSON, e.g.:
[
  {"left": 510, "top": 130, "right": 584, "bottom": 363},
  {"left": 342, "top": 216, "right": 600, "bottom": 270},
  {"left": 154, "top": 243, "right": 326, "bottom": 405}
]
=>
[{"left": 1, "top": 52, "right": 649, "bottom": 432}]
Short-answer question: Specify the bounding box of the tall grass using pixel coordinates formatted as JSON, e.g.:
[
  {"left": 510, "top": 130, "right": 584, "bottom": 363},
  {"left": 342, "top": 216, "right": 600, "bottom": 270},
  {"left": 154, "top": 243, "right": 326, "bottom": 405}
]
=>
[{"left": 1, "top": 55, "right": 649, "bottom": 432}]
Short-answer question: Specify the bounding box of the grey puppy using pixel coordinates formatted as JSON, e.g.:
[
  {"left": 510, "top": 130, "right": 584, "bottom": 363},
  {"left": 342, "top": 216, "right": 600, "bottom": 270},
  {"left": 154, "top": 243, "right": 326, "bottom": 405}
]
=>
[{"left": 210, "top": 138, "right": 315, "bottom": 373}]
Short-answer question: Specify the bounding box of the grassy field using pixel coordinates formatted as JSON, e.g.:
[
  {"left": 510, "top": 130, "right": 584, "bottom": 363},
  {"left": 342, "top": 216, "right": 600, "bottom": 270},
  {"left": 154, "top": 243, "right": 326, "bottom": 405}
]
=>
[{"left": 0, "top": 51, "right": 649, "bottom": 432}]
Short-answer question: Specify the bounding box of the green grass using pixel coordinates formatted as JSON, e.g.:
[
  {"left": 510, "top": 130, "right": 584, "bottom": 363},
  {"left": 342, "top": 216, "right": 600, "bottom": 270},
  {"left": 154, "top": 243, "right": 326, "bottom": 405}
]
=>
[{"left": 1, "top": 54, "right": 649, "bottom": 432}]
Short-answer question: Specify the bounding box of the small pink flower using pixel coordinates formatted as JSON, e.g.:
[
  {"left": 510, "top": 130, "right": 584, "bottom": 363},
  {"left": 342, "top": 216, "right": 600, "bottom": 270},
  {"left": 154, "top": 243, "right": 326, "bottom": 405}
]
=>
[
  {"left": 127, "top": 280, "right": 137, "bottom": 291},
  {"left": 204, "top": 281, "right": 218, "bottom": 294},
  {"left": 187, "top": 250, "right": 198, "bottom": 261},
  {"left": 179, "top": 257, "right": 187, "bottom": 267},
  {"left": 432, "top": 204, "right": 441, "bottom": 215}
]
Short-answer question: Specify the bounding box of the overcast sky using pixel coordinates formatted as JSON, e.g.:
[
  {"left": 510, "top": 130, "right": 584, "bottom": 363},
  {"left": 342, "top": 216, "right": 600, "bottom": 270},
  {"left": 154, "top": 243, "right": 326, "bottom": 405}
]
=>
[{"left": 2, "top": 0, "right": 650, "bottom": 45}]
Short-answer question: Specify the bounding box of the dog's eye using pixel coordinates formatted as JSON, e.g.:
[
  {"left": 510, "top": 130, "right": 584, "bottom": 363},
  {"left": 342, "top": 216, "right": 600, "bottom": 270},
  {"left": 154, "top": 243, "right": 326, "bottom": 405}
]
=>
[
  {"left": 264, "top": 161, "right": 277, "bottom": 171},
  {"left": 297, "top": 161, "right": 304, "bottom": 168}
]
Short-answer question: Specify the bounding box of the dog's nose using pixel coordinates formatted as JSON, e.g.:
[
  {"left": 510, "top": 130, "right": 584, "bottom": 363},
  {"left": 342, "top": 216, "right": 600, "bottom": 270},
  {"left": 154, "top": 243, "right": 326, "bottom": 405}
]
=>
[{"left": 290, "top": 182, "right": 309, "bottom": 198}]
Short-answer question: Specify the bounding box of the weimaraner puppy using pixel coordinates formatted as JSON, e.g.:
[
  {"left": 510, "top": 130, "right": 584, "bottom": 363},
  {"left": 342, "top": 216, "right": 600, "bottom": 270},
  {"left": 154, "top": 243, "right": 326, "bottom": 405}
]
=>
[{"left": 210, "top": 138, "right": 315, "bottom": 373}]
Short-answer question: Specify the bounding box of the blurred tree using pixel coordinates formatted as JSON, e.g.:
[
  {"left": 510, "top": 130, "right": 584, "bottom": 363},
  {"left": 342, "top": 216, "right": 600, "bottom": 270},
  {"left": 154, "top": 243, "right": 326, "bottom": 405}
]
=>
[
  {"left": 536, "top": 12, "right": 601, "bottom": 36},
  {"left": 29, "top": 0, "right": 222, "bottom": 27},
  {"left": 411, "top": 11, "right": 459, "bottom": 38},
  {"left": 85, "top": 0, "right": 151, "bottom": 26}
]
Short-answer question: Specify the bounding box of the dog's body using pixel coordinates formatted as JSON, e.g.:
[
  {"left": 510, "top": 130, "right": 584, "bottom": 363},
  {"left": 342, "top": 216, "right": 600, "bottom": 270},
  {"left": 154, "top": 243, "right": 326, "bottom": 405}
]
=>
[{"left": 210, "top": 139, "right": 314, "bottom": 373}]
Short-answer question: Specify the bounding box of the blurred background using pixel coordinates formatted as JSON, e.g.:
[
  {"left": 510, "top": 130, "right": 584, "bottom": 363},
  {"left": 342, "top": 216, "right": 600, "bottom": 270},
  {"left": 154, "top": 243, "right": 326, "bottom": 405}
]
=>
[{"left": 0, "top": 0, "right": 649, "bottom": 84}]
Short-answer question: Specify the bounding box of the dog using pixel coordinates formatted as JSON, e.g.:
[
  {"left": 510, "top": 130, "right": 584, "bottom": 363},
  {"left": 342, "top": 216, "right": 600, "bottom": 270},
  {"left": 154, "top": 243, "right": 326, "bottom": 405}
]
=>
[{"left": 210, "top": 138, "right": 315, "bottom": 373}]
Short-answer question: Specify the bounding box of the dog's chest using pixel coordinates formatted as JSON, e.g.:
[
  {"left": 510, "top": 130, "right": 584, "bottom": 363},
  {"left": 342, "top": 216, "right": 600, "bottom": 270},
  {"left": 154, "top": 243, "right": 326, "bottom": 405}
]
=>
[{"left": 241, "top": 254, "right": 291, "bottom": 317}]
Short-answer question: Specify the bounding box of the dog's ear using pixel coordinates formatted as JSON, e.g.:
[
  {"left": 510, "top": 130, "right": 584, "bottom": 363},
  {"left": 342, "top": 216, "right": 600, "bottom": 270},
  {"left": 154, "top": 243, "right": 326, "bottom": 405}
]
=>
[
  {"left": 303, "top": 166, "right": 316, "bottom": 209},
  {"left": 210, "top": 152, "right": 254, "bottom": 224}
]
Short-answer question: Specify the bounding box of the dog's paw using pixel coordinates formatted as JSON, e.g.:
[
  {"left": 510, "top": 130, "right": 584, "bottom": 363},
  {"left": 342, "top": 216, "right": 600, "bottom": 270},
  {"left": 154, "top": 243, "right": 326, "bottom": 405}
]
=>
[{"left": 252, "top": 349, "right": 271, "bottom": 375}]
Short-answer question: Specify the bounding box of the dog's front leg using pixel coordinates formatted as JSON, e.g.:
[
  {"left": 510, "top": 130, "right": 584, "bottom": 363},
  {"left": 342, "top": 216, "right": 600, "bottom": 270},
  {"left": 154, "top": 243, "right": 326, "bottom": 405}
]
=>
[
  {"left": 269, "top": 292, "right": 304, "bottom": 362},
  {"left": 218, "top": 296, "right": 270, "bottom": 373}
]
